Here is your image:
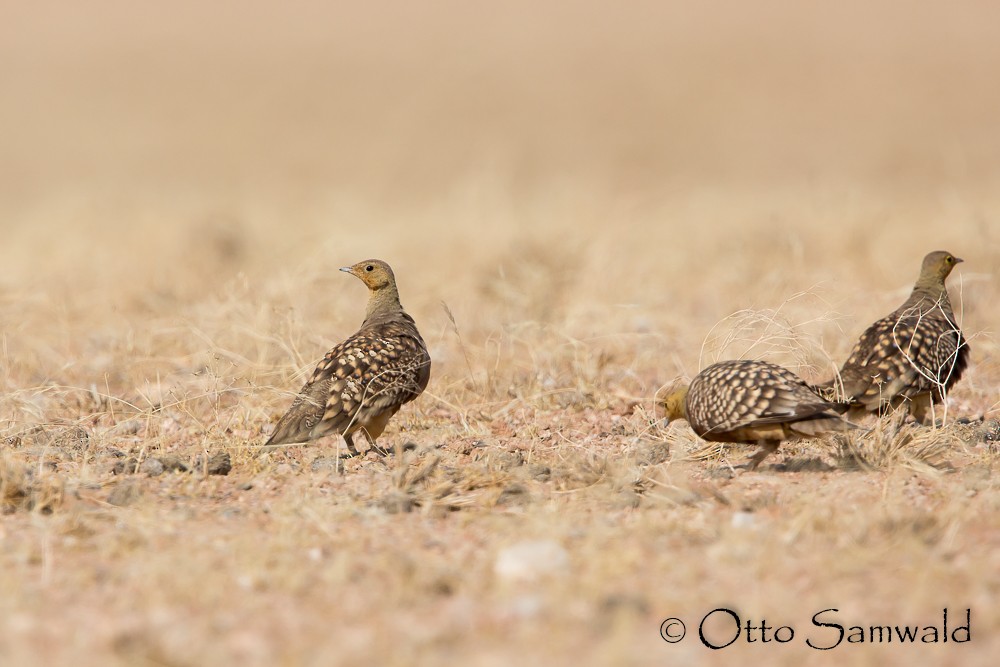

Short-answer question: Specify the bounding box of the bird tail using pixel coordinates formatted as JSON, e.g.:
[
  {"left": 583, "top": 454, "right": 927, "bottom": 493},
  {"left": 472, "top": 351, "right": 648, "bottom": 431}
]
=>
[{"left": 262, "top": 411, "right": 311, "bottom": 448}]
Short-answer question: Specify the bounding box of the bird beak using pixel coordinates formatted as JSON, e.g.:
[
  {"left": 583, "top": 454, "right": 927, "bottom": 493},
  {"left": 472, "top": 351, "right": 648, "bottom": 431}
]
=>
[
  {"left": 339, "top": 266, "right": 352, "bottom": 274},
  {"left": 954, "top": 257, "right": 964, "bottom": 264}
]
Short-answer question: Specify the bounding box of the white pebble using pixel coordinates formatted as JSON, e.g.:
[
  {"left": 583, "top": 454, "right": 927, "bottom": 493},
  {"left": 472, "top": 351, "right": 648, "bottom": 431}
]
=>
[{"left": 494, "top": 540, "right": 569, "bottom": 583}]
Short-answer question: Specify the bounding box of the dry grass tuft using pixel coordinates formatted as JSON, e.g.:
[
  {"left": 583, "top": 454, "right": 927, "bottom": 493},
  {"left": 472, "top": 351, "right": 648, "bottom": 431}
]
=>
[
  {"left": 699, "top": 291, "right": 843, "bottom": 374},
  {"left": 834, "top": 415, "right": 964, "bottom": 471}
]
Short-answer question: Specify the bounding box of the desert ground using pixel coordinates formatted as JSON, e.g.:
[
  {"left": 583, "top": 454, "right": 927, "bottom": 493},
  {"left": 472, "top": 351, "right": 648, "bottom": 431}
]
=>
[{"left": 2, "top": 2, "right": 999, "bottom": 665}]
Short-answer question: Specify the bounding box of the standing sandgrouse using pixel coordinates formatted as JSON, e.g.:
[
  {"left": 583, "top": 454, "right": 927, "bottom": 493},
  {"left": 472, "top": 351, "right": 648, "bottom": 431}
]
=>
[
  {"left": 831, "top": 250, "right": 968, "bottom": 423},
  {"left": 661, "top": 360, "right": 856, "bottom": 470},
  {"left": 264, "top": 259, "right": 431, "bottom": 455}
]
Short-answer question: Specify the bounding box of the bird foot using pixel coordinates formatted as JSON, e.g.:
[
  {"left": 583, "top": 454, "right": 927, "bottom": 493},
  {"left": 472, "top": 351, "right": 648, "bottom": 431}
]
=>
[{"left": 741, "top": 442, "right": 779, "bottom": 472}]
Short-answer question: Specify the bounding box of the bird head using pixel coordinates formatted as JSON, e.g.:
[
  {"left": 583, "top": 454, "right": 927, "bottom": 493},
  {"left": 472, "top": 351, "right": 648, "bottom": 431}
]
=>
[
  {"left": 919, "top": 250, "right": 963, "bottom": 284},
  {"left": 659, "top": 383, "right": 690, "bottom": 422},
  {"left": 341, "top": 259, "right": 396, "bottom": 292}
]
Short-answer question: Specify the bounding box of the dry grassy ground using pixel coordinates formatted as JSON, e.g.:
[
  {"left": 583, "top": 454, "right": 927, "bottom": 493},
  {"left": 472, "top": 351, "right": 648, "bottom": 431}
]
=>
[{"left": 2, "top": 2, "right": 999, "bottom": 665}]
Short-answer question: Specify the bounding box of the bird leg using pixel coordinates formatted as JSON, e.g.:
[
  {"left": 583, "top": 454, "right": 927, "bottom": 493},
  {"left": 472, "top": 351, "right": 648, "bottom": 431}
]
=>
[
  {"left": 359, "top": 415, "right": 393, "bottom": 456},
  {"left": 341, "top": 432, "right": 362, "bottom": 458},
  {"left": 908, "top": 393, "right": 936, "bottom": 426},
  {"left": 744, "top": 441, "right": 780, "bottom": 471},
  {"left": 347, "top": 428, "right": 390, "bottom": 457}
]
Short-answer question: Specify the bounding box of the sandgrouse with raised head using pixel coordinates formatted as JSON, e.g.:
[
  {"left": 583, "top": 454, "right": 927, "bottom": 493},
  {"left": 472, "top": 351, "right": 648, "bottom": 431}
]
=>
[
  {"left": 831, "top": 250, "right": 968, "bottom": 423},
  {"left": 264, "top": 259, "right": 431, "bottom": 455},
  {"left": 661, "top": 359, "right": 856, "bottom": 470}
]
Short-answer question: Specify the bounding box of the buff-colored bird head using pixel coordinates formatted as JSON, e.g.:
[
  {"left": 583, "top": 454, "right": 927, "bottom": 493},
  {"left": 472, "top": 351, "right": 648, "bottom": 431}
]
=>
[
  {"left": 341, "top": 259, "right": 397, "bottom": 291},
  {"left": 918, "top": 250, "right": 962, "bottom": 285},
  {"left": 341, "top": 259, "right": 404, "bottom": 322},
  {"left": 660, "top": 383, "right": 690, "bottom": 422}
]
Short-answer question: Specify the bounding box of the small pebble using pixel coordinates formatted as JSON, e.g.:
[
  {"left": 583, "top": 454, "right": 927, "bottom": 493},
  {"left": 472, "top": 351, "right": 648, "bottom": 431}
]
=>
[
  {"left": 140, "top": 458, "right": 165, "bottom": 477},
  {"left": 495, "top": 540, "right": 569, "bottom": 583},
  {"left": 193, "top": 453, "right": 232, "bottom": 476}
]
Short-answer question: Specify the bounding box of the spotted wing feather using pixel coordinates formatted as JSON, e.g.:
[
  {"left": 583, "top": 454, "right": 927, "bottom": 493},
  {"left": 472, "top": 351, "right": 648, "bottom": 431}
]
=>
[
  {"left": 839, "top": 301, "right": 968, "bottom": 409},
  {"left": 266, "top": 319, "right": 430, "bottom": 446},
  {"left": 686, "top": 360, "right": 850, "bottom": 442}
]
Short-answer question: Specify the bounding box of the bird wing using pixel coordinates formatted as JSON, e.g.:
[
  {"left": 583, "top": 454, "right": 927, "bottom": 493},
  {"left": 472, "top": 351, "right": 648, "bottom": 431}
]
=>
[
  {"left": 739, "top": 378, "right": 844, "bottom": 428},
  {"left": 316, "top": 330, "right": 430, "bottom": 433},
  {"left": 840, "top": 306, "right": 967, "bottom": 405},
  {"left": 688, "top": 361, "right": 842, "bottom": 438},
  {"left": 265, "top": 324, "right": 431, "bottom": 446},
  {"left": 905, "top": 317, "right": 968, "bottom": 394}
]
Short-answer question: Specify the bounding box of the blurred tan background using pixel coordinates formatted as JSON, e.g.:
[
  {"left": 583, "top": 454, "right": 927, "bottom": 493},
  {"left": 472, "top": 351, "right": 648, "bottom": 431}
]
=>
[
  {"left": 4, "top": 0, "right": 1000, "bottom": 200},
  {"left": 1, "top": 0, "right": 997, "bottom": 393}
]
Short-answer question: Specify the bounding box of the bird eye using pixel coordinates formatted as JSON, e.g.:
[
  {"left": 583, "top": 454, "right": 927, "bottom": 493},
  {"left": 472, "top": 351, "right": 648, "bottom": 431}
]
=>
[
  {"left": 365, "top": 265, "right": 374, "bottom": 272},
  {"left": 946, "top": 256, "right": 954, "bottom": 264}
]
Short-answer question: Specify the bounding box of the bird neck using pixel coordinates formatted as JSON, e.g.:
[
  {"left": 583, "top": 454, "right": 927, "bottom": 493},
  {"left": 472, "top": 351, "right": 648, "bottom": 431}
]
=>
[
  {"left": 910, "top": 273, "right": 950, "bottom": 308},
  {"left": 364, "top": 285, "right": 404, "bottom": 322}
]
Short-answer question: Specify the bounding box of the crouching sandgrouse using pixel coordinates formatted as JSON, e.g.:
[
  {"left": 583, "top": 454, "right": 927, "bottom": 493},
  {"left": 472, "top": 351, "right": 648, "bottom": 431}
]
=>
[
  {"left": 661, "top": 359, "right": 856, "bottom": 470},
  {"left": 264, "top": 259, "right": 431, "bottom": 455}
]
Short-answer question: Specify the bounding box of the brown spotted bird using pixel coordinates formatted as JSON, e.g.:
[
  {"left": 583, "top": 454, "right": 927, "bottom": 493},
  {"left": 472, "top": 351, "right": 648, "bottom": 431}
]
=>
[
  {"left": 830, "top": 250, "right": 968, "bottom": 423},
  {"left": 264, "top": 259, "right": 431, "bottom": 455},
  {"left": 661, "top": 360, "right": 856, "bottom": 470}
]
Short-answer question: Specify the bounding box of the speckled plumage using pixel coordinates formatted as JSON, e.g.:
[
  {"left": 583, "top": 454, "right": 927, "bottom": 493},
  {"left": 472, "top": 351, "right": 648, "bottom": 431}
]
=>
[
  {"left": 264, "top": 259, "right": 431, "bottom": 455},
  {"left": 832, "top": 250, "right": 968, "bottom": 423},
  {"left": 662, "top": 360, "right": 855, "bottom": 470}
]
